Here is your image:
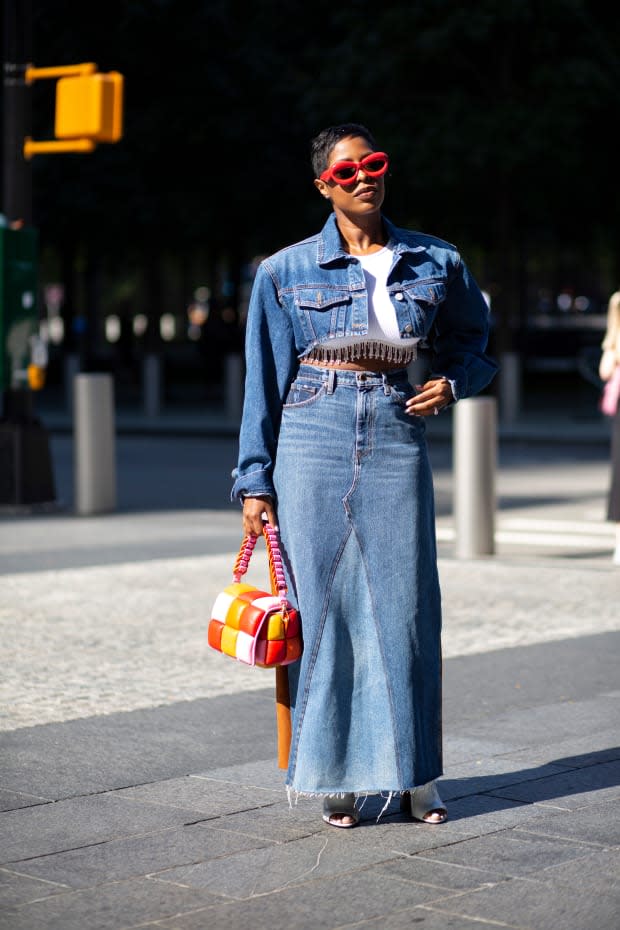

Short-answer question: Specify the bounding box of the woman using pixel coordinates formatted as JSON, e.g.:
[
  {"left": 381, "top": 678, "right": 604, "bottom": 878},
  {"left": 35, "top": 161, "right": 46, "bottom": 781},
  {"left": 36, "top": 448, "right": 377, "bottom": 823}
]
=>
[
  {"left": 232, "top": 123, "right": 498, "bottom": 827},
  {"left": 599, "top": 290, "right": 620, "bottom": 564}
]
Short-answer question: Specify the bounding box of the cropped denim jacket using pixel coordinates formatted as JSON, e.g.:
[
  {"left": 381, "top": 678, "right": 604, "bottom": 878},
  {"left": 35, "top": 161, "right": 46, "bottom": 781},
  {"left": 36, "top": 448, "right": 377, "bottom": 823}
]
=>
[{"left": 231, "top": 212, "right": 498, "bottom": 502}]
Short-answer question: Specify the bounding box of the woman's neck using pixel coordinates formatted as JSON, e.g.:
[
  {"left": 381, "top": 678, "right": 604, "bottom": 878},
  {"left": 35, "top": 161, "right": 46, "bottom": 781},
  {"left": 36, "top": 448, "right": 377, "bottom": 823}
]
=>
[{"left": 335, "top": 213, "right": 387, "bottom": 255}]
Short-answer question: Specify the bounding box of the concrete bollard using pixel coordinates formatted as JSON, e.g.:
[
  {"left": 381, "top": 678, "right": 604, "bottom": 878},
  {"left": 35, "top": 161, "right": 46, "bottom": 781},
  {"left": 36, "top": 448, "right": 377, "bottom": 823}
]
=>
[
  {"left": 142, "top": 353, "right": 162, "bottom": 418},
  {"left": 225, "top": 353, "right": 244, "bottom": 422},
  {"left": 73, "top": 373, "right": 116, "bottom": 515},
  {"left": 453, "top": 396, "right": 497, "bottom": 558}
]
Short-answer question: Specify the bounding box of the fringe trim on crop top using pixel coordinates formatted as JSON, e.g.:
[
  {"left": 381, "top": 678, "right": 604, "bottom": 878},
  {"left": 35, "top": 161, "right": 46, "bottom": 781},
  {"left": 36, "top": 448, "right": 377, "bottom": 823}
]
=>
[{"left": 306, "top": 340, "right": 417, "bottom": 366}]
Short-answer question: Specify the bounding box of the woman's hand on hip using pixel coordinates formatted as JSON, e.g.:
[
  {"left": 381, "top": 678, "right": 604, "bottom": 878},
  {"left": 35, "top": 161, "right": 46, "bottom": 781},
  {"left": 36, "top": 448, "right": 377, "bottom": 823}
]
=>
[
  {"left": 242, "top": 495, "right": 278, "bottom": 537},
  {"left": 405, "top": 377, "right": 454, "bottom": 417}
]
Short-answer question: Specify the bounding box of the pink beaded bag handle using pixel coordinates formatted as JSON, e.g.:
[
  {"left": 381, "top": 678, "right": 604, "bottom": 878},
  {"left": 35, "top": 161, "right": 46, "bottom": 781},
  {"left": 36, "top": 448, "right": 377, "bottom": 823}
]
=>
[{"left": 232, "top": 523, "right": 289, "bottom": 606}]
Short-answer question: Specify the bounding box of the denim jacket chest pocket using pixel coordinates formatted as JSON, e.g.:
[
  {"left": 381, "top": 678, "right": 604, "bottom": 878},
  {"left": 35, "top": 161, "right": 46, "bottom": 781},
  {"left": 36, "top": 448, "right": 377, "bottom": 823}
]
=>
[
  {"left": 293, "top": 285, "right": 357, "bottom": 343},
  {"left": 394, "top": 280, "right": 447, "bottom": 337}
]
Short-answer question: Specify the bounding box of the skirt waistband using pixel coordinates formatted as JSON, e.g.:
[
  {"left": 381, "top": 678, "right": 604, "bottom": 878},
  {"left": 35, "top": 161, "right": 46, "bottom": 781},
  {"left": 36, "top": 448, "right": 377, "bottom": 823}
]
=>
[{"left": 297, "top": 363, "right": 408, "bottom": 388}]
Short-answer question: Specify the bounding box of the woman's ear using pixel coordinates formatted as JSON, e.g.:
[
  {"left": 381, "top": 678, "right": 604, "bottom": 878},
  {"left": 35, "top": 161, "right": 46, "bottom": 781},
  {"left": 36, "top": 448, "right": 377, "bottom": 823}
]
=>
[{"left": 314, "top": 178, "right": 331, "bottom": 200}]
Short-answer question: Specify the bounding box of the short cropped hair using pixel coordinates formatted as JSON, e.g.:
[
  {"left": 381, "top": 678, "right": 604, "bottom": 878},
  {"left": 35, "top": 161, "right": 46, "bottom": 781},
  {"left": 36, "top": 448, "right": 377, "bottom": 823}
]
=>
[{"left": 310, "top": 123, "right": 377, "bottom": 178}]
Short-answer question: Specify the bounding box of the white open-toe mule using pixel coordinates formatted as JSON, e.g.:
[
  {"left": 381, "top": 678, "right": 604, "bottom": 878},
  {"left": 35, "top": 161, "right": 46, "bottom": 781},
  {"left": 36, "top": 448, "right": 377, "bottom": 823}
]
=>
[
  {"left": 322, "top": 793, "right": 359, "bottom": 828},
  {"left": 401, "top": 781, "right": 448, "bottom": 824}
]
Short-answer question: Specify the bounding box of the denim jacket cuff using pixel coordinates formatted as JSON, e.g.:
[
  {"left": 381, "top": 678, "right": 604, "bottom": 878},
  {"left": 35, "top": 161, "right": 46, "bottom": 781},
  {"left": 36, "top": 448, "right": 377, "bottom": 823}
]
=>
[{"left": 230, "top": 467, "right": 276, "bottom": 503}]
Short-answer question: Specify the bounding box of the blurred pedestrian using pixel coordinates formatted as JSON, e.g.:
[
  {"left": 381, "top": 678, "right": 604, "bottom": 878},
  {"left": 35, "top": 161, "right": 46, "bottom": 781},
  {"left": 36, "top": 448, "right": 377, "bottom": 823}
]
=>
[
  {"left": 232, "top": 123, "right": 498, "bottom": 827},
  {"left": 599, "top": 290, "right": 620, "bottom": 564}
]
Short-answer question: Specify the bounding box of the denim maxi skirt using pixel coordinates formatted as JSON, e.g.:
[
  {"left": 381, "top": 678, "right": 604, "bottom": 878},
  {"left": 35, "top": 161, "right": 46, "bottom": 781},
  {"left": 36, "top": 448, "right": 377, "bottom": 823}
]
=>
[{"left": 273, "top": 364, "right": 443, "bottom": 797}]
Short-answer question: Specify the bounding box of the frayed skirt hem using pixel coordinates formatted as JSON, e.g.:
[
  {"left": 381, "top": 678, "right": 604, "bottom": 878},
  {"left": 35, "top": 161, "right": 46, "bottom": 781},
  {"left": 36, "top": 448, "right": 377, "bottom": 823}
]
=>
[{"left": 286, "top": 782, "right": 443, "bottom": 821}]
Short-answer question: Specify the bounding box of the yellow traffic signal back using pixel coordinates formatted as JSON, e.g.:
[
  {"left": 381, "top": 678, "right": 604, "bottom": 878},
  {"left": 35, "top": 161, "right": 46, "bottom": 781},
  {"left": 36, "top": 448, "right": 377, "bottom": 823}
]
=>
[{"left": 55, "top": 72, "right": 124, "bottom": 143}]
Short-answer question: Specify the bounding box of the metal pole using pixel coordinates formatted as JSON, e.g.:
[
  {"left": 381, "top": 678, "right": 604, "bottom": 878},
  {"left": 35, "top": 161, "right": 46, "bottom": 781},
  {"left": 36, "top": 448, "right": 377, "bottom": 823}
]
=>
[
  {"left": 453, "top": 396, "right": 497, "bottom": 558},
  {"left": 0, "top": 0, "right": 57, "bottom": 509},
  {"left": 2, "top": 0, "right": 32, "bottom": 224},
  {"left": 499, "top": 351, "right": 521, "bottom": 425},
  {"left": 73, "top": 373, "right": 116, "bottom": 515},
  {"left": 64, "top": 352, "right": 80, "bottom": 412},
  {"left": 142, "top": 352, "right": 161, "bottom": 418}
]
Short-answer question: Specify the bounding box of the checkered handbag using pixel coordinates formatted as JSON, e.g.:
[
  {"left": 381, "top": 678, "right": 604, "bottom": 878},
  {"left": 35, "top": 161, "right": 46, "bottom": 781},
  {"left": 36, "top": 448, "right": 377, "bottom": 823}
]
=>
[{"left": 207, "top": 524, "right": 302, "bottom": 668}]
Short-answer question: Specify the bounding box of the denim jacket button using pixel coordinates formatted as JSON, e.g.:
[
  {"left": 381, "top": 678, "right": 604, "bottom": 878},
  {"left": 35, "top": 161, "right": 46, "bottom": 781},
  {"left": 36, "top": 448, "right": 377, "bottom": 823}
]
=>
[
  {"left": 403, "top": 323, "right": 413, "bottom": 333},
  {"left": 395, "top": 292, "right": 404, "bottom": 301}
]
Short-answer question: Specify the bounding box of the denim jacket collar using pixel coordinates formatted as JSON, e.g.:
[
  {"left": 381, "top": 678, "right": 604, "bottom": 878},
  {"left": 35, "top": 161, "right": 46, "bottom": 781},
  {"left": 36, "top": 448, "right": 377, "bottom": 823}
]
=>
[{"left": 316, "top": 212, "right": 427, "bottom": 266}]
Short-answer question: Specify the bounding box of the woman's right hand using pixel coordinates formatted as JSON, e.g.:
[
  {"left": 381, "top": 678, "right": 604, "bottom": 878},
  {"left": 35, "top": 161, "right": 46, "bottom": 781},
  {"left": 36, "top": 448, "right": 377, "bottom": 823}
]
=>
[{"left": 242, "top": 495, "right": 278, "bottom": 537}]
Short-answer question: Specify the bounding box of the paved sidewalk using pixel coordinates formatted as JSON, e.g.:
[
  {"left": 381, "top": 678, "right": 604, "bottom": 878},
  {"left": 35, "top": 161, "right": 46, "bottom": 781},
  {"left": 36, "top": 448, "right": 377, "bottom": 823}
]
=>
[{"left": 0, "top": 410, "right": 618, "bottom": 929}]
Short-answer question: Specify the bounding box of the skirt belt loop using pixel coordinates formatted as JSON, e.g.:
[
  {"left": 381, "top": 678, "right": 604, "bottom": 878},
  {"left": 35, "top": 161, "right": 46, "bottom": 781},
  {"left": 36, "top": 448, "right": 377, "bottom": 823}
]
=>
[{"left": 327, "top": 369, "right": 336, "bottom": 395}]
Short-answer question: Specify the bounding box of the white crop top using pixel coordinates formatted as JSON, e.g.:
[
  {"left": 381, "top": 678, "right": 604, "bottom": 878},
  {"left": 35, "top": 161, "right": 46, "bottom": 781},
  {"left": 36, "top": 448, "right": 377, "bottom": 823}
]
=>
[{"left": 307, "top": 246, "right": 420, "bottom": 365}]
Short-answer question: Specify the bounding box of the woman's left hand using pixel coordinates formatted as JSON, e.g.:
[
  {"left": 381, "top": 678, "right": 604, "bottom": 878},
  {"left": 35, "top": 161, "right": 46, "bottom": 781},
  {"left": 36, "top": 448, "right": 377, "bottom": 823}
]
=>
[{"left": 405, "top": 377, "right": 454, "bottom": 417}]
